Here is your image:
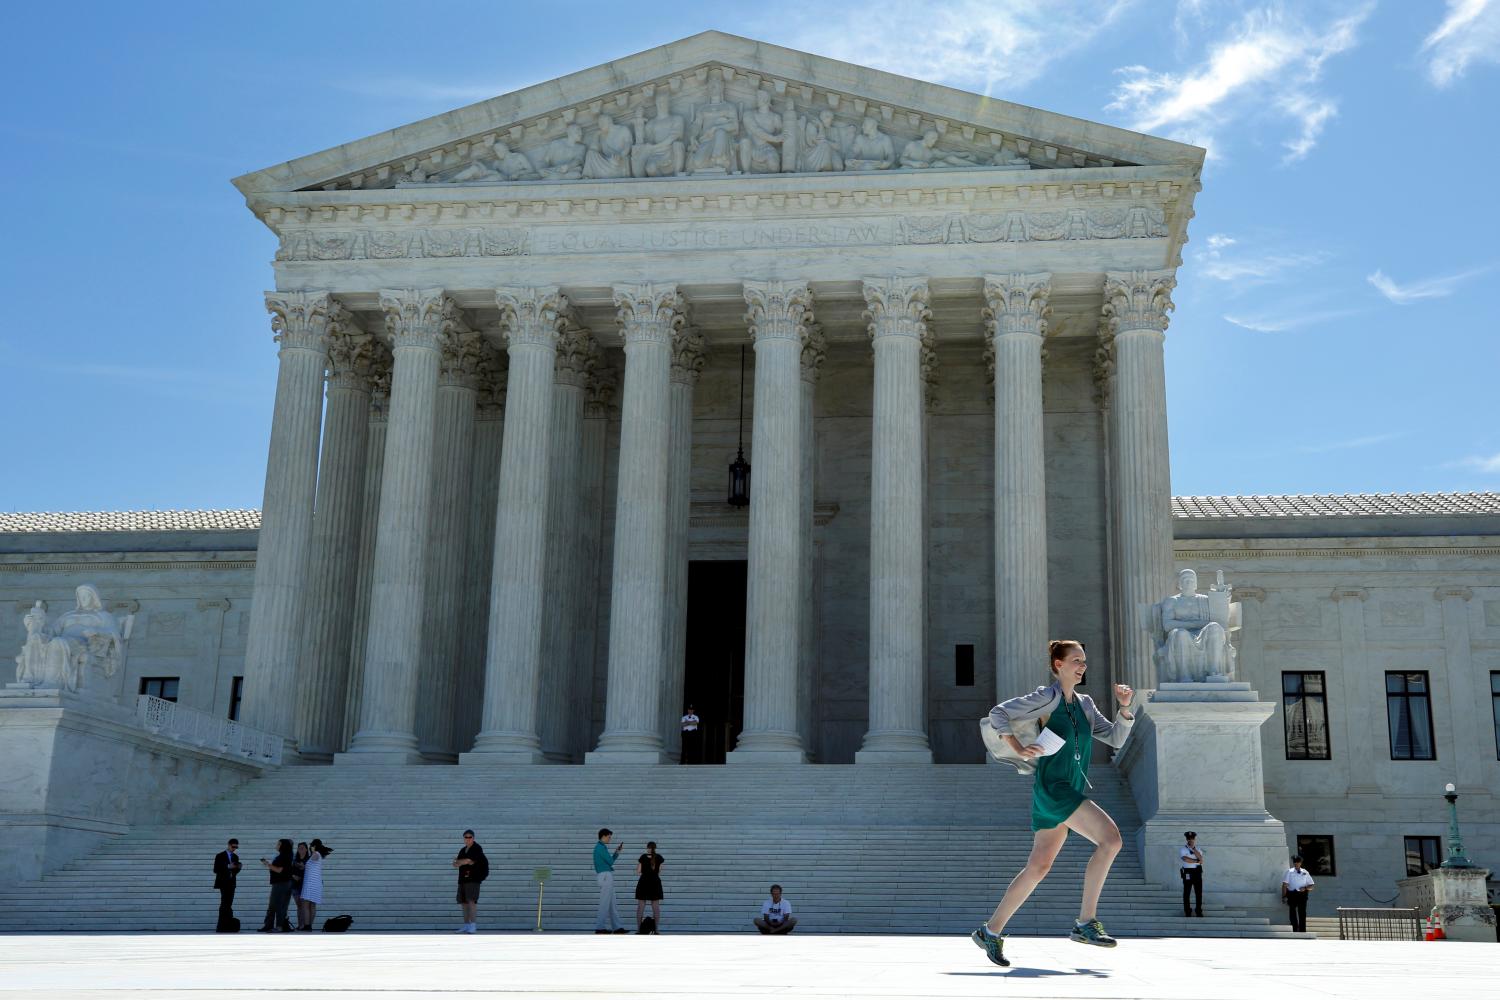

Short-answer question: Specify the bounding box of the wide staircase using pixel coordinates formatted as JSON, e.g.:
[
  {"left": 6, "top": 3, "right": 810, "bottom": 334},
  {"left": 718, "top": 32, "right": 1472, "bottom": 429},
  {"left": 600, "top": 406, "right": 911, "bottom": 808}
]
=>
[{"left": 0, "top": 764, "right": 1300, "bottom": 936}]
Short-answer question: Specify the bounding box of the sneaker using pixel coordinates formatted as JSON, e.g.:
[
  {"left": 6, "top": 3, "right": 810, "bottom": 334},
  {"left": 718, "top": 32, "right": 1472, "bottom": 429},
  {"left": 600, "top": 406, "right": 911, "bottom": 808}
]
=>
[
  {"left": 970, "top": 925, "right": 1010, "bottom": 967},
  {"left": 1069, "top": 918, "right": 1117, "bottom": 948},
  {"left": 464, "top": 925, "right": 478, "bottom": 934},
  {"left": 613, "top": 928, "right": 628, "bottom": 934}
]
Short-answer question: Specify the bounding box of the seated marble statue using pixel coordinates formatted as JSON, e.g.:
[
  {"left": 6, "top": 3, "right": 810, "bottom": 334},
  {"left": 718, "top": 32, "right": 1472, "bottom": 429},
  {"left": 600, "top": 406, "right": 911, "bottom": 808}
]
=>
[
  {"left": 798, "top": 110, "right": 844, "bottom": 172},
  {"left": 448, "top": 139, "right": 540, "bottom": 183},
  {"left": 738, "top": 89, "right": 784, "bottom": 174},
  {"left": 899, "top": 129, "right": 980, "bottom": 169},
  {"left": 688, "top": 76, "right": 740, "bottom": 174},
  {"left": 535, "top": 124, "right": 587, "bottom": 180},
  {"left": 844, "top": 117, "right": 895, "bottom": 170},
  {"left": 1143, "top": 569, "right": 1240, "bottom": 683},
  {"left": 583, "top": 114, "right": 635, "bottom": 180},
  {"left": 14, "top": 586, "right": 133, "bottom": 694},
  {"left": 631, "top": 90, "right": 685, "bottom": 177}
]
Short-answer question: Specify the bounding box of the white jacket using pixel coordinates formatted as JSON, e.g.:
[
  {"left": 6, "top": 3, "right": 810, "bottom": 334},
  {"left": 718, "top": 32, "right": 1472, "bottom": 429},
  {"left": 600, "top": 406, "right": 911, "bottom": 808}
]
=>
[{"left": 980, "top": 681, "right": 1134, "bottom": 774}]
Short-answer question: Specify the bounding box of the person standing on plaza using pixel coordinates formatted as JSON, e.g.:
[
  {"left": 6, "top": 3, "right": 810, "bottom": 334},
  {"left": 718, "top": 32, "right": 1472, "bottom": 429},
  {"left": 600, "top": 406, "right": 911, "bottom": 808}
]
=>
[
  {"left": 1282, "top": 854, "right": 1315, "bottom": 933},
  {"left": 212, "top": 838, "right": 242, "bottom": 933},
  {"left": 297, "top": 839, "right": 330, "bottom": 930},
  {"left": 1180, "top": 831, "right": 1204, "bottom": 917},
  {"left": 680, "top": 706, "right": 701, "bottom": 764},
  {"left": 593, "top": 828, "right": 626, "bottom": 933},
  {"left": 634, "top": 841, "right": 665, "bottom": 933},
  {"left": 971, "top": 640, "right": 1135, "bottom": 967},
  {"left": 290, "top": 843, "right": 309, "bottom": 929},
  {"left": 257, "top": 838, "right": 295, "bottom": 933},
  {"left": 452, "top": 829, "right": 488, "bottom": 934}
]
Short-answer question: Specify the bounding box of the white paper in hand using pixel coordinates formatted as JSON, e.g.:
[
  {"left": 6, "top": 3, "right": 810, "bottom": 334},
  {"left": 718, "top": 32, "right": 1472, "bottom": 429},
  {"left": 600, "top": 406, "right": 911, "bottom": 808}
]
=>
[{"left": 1031, "top": 729, "right": 1066, "bottom": 757}]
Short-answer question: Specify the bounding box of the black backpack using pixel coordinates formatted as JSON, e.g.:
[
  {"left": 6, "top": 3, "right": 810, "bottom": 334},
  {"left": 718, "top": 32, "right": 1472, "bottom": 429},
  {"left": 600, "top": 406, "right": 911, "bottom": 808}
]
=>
[{"left": 322, "top": 914, "right": 354, "bottom": 932}]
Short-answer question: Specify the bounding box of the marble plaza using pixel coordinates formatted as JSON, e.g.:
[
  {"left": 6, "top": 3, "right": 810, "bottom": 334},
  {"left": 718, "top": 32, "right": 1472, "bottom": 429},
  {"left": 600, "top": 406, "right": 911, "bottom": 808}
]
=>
[{"left": 1, "top": 31, "right": 1497, "bottom": 932}]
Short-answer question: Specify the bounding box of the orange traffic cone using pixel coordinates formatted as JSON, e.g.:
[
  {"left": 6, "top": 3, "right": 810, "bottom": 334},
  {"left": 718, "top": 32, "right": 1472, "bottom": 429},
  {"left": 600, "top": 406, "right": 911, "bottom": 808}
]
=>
[
  {"left": 1424, "top": 916, "right": 1435, "bottom": 941},
  {"left": 1434, "top": 919, "right": 1447, "bottom": 941}
]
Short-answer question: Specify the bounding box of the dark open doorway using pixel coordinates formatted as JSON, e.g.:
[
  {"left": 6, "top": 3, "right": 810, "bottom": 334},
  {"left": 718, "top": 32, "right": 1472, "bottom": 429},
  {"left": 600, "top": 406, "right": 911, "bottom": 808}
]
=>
[{"left": 681, "top": 560, "right": 747, "bottom": 765}]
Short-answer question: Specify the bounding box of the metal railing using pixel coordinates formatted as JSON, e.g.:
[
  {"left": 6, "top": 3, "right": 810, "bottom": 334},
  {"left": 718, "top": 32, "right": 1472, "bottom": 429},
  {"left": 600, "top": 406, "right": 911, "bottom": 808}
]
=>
[
  {"left": 1336, "top": 906, "right": 1423, "bottom": 941},
  {"left": 134, "top": 695, "right": 282, "bottom": 765}
]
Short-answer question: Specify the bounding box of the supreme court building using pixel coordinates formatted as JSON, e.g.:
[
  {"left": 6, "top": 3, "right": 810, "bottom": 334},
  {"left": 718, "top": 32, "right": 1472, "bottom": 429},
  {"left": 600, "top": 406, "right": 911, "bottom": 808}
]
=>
[{"left": 223, "top": 31, "right": 1199, "bottom": 768}]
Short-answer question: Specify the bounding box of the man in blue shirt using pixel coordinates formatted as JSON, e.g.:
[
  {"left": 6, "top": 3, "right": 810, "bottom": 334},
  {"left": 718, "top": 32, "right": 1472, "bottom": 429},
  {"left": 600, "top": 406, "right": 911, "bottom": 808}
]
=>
[{"left": 593, "top": 828, "right": 626, "bottom": 933}]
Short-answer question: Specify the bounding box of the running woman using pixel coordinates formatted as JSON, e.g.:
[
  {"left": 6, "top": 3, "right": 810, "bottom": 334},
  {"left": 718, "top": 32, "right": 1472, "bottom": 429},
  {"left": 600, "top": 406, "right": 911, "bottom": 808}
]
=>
[{"left": 972, "top": 639, "right": 1135, "bottom": 966}]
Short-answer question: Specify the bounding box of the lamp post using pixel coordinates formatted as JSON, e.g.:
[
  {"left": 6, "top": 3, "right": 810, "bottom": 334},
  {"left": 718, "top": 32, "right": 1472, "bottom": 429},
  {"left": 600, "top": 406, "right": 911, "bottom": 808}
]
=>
[
  {"left": 727, "top": 344, "right": 751, "bottom": 507},
  {"left": 1440, "top": 783, "right": 1474, "bottom": 869}
]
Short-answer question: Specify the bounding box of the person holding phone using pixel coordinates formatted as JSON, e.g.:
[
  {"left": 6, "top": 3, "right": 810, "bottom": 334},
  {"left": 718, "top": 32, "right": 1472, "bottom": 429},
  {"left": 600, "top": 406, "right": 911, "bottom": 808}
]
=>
[
  {"left": 971, "top": 640, "right": 1135, "bottom": 966},
  {"left": 593, "top": 828, "right": 626, "bottom": 934}
]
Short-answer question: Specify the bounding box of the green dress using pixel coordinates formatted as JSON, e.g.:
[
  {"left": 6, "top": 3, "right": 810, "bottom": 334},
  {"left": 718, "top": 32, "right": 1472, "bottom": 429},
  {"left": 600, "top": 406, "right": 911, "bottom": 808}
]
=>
[{"left": 1031, "top": 696, "right": 1093, "bottom": 832}]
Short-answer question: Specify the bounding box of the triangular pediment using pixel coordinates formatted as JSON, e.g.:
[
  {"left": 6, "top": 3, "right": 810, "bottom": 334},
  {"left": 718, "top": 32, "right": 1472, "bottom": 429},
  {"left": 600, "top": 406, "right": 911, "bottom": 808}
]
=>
[{"left": 233, "top": 31, "right": 1202, "bottom": 197}]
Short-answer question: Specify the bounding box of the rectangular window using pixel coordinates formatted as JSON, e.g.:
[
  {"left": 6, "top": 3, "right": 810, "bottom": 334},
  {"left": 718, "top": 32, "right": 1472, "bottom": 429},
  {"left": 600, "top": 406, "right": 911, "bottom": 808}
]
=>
[
  {"left": 228, "top": 676, "right": 244, "bottom": 722},
  {"left": 138, "top": 677, "right": 180, "bottom": 703},
  {"left": 1296, "top": 835, "right": 1337, "bottom": 877},
  {"left": 1282, "top": 671, "right": 1331, "bottom": 760},
  {"left": 1386, "top": 671, "right": 1435, "bottom": 760},
  {"left": 1491, "top": 672, "right": 1500, "bottom": 761},
  {"left": 954, "top": 644, "right": 975, "bottom": 687},
  {"left": 1404, "top": 835, "right": 1442, "bottom": 877}
]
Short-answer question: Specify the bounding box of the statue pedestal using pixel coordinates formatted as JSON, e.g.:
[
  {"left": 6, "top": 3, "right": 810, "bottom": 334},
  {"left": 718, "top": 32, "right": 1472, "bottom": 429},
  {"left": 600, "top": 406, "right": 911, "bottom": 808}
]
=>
[
  {"left": 1431, "top": 867, "right": 1496, "bottom": 942},
  {"left": 1115, "top": 682, "right": 1290, "bottom": 913}
]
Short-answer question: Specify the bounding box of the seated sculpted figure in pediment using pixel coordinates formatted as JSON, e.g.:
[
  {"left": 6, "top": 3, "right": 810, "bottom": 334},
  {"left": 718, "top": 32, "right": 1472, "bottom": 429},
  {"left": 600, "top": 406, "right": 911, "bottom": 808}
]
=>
[
  {"left": 738, "top": 89, "right": 785, "bottom": 174},
  {"left": 899, "top": 129, "right": 980, "bottom": 169},
  {"left": 688, "top": 76, "right": 740, "bottom": 174},
  {"left": 583, "top": 114, "right": 635, "bottom": 180},
  {"left": 844, "top": 116, "right": 895, "bottom": 170},
  {"left": 631, "top": 90, "right": 685, "bottom": 177},
  {"left": 535, "top": 123, "right": 588, "bottom": 180},
  {"left": 798, "top": 110, "right": 844, "bottom": 172}
]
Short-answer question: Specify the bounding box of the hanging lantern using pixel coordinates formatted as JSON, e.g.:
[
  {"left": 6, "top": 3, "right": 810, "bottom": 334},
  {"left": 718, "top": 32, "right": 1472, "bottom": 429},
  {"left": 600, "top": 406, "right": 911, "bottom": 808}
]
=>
[{"left": 727, "top": 344, "right": 751, "bottom": 507}]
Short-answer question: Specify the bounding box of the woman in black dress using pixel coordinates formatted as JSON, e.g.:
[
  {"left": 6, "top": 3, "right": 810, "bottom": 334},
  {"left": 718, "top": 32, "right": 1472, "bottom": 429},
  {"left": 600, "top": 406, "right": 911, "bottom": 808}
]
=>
[{"left": 634, "top": 841, "right": 664, "bottom": 933}]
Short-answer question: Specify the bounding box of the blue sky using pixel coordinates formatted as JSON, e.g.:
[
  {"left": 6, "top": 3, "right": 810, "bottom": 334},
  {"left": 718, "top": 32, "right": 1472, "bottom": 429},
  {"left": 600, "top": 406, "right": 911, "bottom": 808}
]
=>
[{"left": 3, "top": 0, "right": 1497, "bottom": 512}]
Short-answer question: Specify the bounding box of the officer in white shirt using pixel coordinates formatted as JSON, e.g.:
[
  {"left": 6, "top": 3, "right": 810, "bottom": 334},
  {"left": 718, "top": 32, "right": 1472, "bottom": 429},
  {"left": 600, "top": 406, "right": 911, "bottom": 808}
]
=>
[
  {"left": 753, "top": 884, "right": 797, "bottom": 934},
  {"left": 1281, "top": 854, "right": 1315, "bottom": 932},
  {"left": 1179, "top": 831, "right": 1204, "bottom": 917},
  {"left": 679, "top": 706, "right": 701, "bottom": 765}
]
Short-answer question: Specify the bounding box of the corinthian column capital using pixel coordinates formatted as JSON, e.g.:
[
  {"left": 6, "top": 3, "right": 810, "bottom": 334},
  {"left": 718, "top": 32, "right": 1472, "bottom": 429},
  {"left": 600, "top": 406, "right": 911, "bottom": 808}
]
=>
[
  {"left": 265, "top": 290, "right": 333, "bottom": 353},
  {"left": 982, "top": 273, "right": 1052, "bottom": 341},
  {"left": 800, "top": 324, "right": 828, "bottom": 385},
  {"left": 1102, "top": 269, "right": 1176, "bottom": 337},
  {"left": 743, "top": 280, "right": 814, "bottom": 343},
  {"left": 554, "top": 321, "right": 599, "bottom": 388},
  {"left": 495, "top": 286, "right": 568, "bottom": 348},
  {"left": 670, "top": 326, "right": 707, "bottom": 386},
  {"left": 438, "top": 322, "right": 486, "bottom": 389},
  {"left": 585, "top": 364, "right": 618, "bottom": 418},
  {"left": 379, "top": 287, "right": 455, "bottom": 350},
  {"left": 326, "top": 305, "right": 381, "bottom": 393},
  {"left": 474, "top": 341, "right": 508, "bottom": 416},
  {"left": 612, "top": 283, "right": 685, "bottom": 345},
  {"left": 862, "top": 277, "right": 931, "bottom": 341}
]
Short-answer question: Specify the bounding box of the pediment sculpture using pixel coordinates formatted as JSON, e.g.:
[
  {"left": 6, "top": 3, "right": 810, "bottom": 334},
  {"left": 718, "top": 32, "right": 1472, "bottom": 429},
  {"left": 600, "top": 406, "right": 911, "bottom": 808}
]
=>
[
  {"left": 1141, "top": 569, "right": 1241, "bottom": 683},
  {"left": 392, "top": 76, "right": 1036, "bottom": 189},
  {"left": 13, "top": 585, "right": 133, "bottom": 695}
]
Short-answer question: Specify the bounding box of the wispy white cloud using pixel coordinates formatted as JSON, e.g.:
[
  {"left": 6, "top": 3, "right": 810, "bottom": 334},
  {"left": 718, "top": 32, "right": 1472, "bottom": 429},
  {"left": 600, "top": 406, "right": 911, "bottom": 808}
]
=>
[
  {"left": 1109, "top": 3, "right": 1372, "bottom": 162},
  {"left": 331, "top": 78, "right": 523, "bottom": 105},
  {"left": 1296, "top": 432, "right": 1403, "bottom": 455},
  {"left": 760, "top": 0, "right": 1133, "bottom": 95},
  {"left": 1366, "top": 265, "right": 1494, "bottom": 305},
  {"left": 1421, "top": 0, "right": 1500, "bottom": 87},
  {"left": 1451, "top": 451, "right": 1500, "bottom": 473},
  {"left": 1194, "top": 231, "right": 1327, "bottom": 282},
  {"left": 1222, "top": 306, "right": 1361, "bottom": 332}
]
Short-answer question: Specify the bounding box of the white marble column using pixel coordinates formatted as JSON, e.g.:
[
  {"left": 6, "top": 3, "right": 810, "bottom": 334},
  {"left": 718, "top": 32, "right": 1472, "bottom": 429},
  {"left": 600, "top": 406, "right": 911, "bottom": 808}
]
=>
[
  {"left": 587, "top": 283, "right": 684, "bottom": 764},
  {"left": 341, "top": 360, "right": 391, "bottom": 751},
  {"left": 416, "top": 323, "right": 483, "bottom": 761},
  {"left": 465, "top": 287, "right": 567, "bottom": 762},
  {"left": 856, "top": 277, "right": 935, "bottom": 763},
  {"left": 571, "top": 367, "right": 615, "bottom": 760},
  {"left": 341, "top": 288, "right": 454, "bottom": 764},
  {"left": 454, "top": 345, "right": 506, "bottom": 753},
  {"left": 731, "top": 281, "right": 814, "bottom": 764},
  {"left": 241, "top": 291, "right": 331, "bottom": 747},
  {"left": 1102, "top": 269, "right": 1177, "bottom": 694},
  {"left": 295, "top": 307, "right": 376, "bottom": 761},
  {"left": 798, "top": 327, "right": 827, "bottom": 759},
  {"left": 983, "top": 274, "right": 1053, "bottom": 701},
  {"left": 659, "top": 328, "right": 705, "bottom": 761},
  {"left": 538, "top": 323, "right": 597, "bottom": 762}
]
